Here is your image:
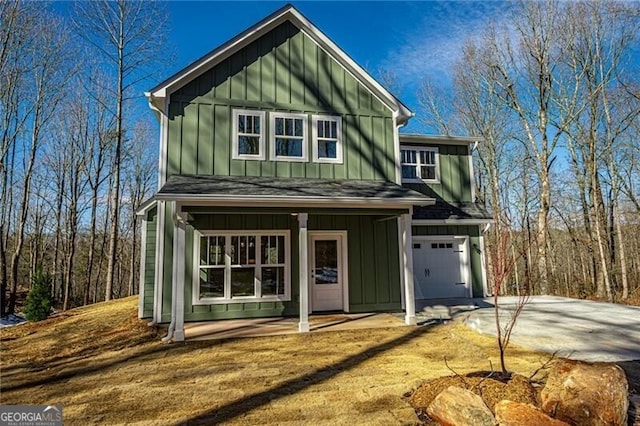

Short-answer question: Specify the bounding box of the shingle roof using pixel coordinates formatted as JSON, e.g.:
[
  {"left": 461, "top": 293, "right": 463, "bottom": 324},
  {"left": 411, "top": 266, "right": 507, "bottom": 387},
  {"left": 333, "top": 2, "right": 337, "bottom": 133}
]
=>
[
  {"left": 413, "top": 200, "right": 492, "bottom": 221},
  {"left": 155, "top": 175, "right": 433, "bottom": 205}
]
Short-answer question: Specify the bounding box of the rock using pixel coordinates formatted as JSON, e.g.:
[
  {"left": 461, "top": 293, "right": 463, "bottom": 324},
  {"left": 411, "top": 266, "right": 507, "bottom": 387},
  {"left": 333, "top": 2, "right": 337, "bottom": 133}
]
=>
[
  {"left": 427, "top": 386, "right": 495, "bottom": 426},
  {"left": 495, "top": 400, "right": 570, "bottom": 425},
  {"left": 541, "top": 359, "right": 628, "bottom": 426}
]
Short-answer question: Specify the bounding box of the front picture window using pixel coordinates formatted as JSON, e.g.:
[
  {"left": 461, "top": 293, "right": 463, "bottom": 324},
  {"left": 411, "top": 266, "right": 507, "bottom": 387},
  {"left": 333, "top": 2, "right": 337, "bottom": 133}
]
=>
[{"left": 194, "top": 231, "right": 290, "bottom": 303}]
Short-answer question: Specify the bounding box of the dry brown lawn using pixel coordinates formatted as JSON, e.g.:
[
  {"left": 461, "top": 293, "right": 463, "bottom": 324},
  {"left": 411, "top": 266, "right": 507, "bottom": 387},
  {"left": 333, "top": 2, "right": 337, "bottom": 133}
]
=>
[{"left": 0, "top": 297, "right": 549, "bottom": 425}]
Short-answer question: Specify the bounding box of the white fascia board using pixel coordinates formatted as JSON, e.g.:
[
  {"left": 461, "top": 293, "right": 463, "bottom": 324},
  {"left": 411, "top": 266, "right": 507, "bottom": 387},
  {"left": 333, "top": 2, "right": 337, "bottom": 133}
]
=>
[
  {"left": 145, "top": 5, "right": 412, "bottom": 121},
  {"left": 136, "top": 198, "right": 157, "bottom": 216},
  {"left": 412, "top": 218, "right": 494, "bottom": 225},
  {"left": 400, "top": 134, "right": 484, "bottom": 146},
  {"left": 155, "top": 194, "right": 434, "bottom": 208}
]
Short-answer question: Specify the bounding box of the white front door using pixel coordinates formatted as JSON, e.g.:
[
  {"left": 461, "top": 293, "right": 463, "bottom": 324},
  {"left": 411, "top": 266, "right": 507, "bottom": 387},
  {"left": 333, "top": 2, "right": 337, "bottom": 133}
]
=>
[
  {"left": 310, "top": 233, "right": 345, "bottom": 311},
  {"left": 413, "top": 237, "right": 470, "bottom": 299}
]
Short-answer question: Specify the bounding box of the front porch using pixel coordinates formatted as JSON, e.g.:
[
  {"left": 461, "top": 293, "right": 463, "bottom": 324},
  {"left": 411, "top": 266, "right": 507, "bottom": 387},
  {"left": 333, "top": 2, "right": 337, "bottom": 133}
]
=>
[{"left": 184, "top": 312, "right": 406, "bottom": 341}]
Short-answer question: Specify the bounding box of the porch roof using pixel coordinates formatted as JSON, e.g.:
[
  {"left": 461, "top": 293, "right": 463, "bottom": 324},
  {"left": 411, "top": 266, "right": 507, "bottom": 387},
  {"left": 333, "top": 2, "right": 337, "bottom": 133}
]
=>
[{"left": 153, "top": 174, "right": 434, "bottom": 207}]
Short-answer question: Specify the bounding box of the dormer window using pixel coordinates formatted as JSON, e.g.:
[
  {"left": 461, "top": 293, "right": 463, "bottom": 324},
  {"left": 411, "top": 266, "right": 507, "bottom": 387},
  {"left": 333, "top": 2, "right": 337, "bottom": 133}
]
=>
[
  {"left": 401, "top": 146, "right": 439, "bottom": 182},
  {"left": 312, "top": 115, "right": 342, "bottom": 163},
  {"left": 232, "top": 109, "right": 265, "bottom": 160},
  {"left": 270, "top": 112, "right": 308, "bottom": 162}
]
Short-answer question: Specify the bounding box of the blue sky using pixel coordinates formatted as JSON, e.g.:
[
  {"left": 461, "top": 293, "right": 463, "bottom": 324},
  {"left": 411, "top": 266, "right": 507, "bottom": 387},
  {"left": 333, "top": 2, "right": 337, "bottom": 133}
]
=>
[{"left": 164, "top": 1, "right": 512, "bottom": 132}]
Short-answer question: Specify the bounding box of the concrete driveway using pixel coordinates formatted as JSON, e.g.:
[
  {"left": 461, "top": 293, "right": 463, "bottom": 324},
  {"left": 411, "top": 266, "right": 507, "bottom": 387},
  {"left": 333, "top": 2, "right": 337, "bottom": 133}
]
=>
[{"left": 461, "top": 296, "right": 640, "bottom": 362}]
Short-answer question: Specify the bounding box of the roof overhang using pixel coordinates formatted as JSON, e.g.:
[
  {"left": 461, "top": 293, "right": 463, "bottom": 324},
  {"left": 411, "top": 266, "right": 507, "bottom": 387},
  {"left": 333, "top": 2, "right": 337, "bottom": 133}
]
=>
[
  {"left": 399, "top": 134, "right": 484, "bottom": 146},
  {"left": 145, "top": 4, "right": 413, "bottom": 123},
  {"left": 143, "top": 174, "right": 435, "bottom": 211},
  {"left": 155, "top": 194, "right": 431, "bottom": 209}
]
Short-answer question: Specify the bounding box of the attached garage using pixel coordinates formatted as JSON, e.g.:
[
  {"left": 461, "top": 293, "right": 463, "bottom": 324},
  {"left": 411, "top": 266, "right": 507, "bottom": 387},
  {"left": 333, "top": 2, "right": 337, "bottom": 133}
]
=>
[{"left": 412, "top": 236, "right": 472, "bottom": 299}]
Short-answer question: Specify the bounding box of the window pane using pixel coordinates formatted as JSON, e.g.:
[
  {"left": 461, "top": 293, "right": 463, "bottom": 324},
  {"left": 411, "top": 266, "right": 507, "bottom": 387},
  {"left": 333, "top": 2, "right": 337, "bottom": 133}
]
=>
[
  {"left": 402, "top": 165, "right": 417, "bottom": 179},
  {"left": 238, "top": 136, "right": 260, "bottom": 155},
  {"left": 253, "top": 116, "right": 260, "bottom": 133},
  {"left": 200, "top": 268, "right": 224, "bottom": 298},
  {"left": 200, "top": 237, "right": 208, "bottom": 266},
  {"left": 238, "top": 115, "right": 246, "bottom": 133},
  {"left": 318, "top": 140, "right": 337, "bottom": 159},
  {"left": 209, "top": 236, "right": 225, "bottom": 265},
  {"left": 275, "top": 117, "right": 284, "bottom": 135},
  {"left": 401, "top": 149, "right": 417, "bottom": 164},
  {"left": 294, "top": 119, "right": 303, "bottom": 136},
  {"left": 231, "top": 236, "right": 238, "bottom": 264},
  {"left": 314, "top": 240, "right": 338, "bottom": 285},
  {"left": 428, "top": 151, "right": 435, "bottom": 165},
  {"left": 237, "top": 236, "right": 255, "bottom": 265},
  {"left": 330, "top": 121, "right": 337, "bottom": 138},
  {"left": 317, "top": 121, "right": 325, "bottom": 138},
  {"left": 261, "top": 266, "right": 285, "bottom": 295},
  {"left": 231, "top": 267, "right": 255, "bottom": 297},
  {"left": 276, "top": 138, "right": 302, "bottom": 157},
  {"left": 421, "top": 165, "right": 436, "bottom": 180},
  {"left": 277, "top": 236, "right": 285, "bottom": 263},
  {"left": 262, "top": 236, "right": 275, "bottom": 264}
]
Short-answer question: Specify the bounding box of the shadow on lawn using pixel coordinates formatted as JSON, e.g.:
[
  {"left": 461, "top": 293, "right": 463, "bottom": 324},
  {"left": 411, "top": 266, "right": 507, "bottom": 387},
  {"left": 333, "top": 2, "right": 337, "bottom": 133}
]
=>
[{"left": 179, "top": 325, "right": 432, "bottom": 425}]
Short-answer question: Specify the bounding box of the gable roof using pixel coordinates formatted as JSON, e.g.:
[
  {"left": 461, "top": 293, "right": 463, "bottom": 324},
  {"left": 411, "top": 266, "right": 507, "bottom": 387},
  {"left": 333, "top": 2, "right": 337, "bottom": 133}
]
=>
[{"left": 146, "top": 4, "right": 413, "bottom": 123}]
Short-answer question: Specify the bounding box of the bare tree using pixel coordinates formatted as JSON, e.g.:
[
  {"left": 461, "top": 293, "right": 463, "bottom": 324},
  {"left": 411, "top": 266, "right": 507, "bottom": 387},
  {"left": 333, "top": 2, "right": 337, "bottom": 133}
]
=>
[
  {"left": 72, "top": 0, "right": 169, "bottom": 301},
  {"left": 0, "top": 2, "right": 74, "bottom": 314},
  {"left": 123, "top": 122, "right": 155, "bottom": 297}
]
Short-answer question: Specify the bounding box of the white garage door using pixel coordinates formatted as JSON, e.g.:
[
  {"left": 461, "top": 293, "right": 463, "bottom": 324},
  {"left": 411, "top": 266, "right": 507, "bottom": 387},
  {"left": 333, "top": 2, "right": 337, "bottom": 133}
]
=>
[{"left": 412, "top": 238, "right": 470, "bottom": 299}]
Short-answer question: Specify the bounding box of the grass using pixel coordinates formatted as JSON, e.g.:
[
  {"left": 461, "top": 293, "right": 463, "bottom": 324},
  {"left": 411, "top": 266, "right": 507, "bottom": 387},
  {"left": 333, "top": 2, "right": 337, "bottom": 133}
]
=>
[{"left": 0, "top": 297, "right": 550, "bottom": 425}]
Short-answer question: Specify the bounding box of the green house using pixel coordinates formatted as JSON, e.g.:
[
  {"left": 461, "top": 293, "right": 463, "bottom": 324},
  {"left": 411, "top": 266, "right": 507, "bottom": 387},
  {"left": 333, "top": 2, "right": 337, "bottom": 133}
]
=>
[{"left": 137, "top": 4, "right": 491, "bottom": 341}]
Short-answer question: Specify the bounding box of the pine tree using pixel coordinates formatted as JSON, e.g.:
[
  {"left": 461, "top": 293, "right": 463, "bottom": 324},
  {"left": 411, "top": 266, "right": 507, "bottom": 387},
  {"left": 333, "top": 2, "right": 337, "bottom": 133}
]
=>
[{"left": 23, "top": 269, "right": 52, "bottom": 322}]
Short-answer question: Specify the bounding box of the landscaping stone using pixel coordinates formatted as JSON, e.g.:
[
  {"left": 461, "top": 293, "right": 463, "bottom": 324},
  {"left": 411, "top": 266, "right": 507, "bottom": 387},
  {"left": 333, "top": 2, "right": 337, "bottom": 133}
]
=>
[
  {"left": 541, "top": 359, "right": 629, "bottom": 426},
  {"left": 427, "top": 386, "right": 495, "bottom": 426},
  {"left": 494, "top": 400, "right": 569, "bottom": 425}
]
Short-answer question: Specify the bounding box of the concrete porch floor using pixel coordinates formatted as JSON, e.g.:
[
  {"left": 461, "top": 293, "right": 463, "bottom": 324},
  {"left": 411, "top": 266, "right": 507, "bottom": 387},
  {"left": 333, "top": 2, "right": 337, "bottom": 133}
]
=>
[{"left": 184, "top": 312, "right": 406, "bottom": 341}]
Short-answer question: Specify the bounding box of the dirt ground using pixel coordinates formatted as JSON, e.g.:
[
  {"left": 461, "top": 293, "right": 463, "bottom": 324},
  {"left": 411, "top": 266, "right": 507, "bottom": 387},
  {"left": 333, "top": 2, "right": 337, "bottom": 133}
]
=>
[{"left": 0, "top": 297, "right": 612, "bottom": 425}]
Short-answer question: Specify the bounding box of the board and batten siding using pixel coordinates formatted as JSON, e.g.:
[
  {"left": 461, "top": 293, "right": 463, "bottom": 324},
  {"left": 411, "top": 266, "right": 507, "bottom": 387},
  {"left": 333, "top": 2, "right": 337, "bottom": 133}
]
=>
[
  {"left": 157, "top": 211, "right": 402, "bottom": 322},
  {"left": 403, "top": 144, "right": 472, "bottom": 202},
  {"left": 165, "top": 21, "right": 397, "bottom": 182},
  {"left": 412, "top": 224, "right": 483, "bottom": 297},
  {"left": 141, "top": 207, "right": 157, "bottom": 318}
]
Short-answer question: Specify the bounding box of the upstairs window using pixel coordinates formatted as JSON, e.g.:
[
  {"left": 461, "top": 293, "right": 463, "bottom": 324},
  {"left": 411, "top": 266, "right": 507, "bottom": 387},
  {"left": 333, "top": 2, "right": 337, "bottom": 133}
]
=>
[
  {"left": 270, "top": 112, "right": 308, "bottom": 162},
  {"left": 312, "top": 115, "right": 343, "bottom": 163},
  {"left": 401, "top": 146, "right": 439, "bottom": 182},
  {"left": 232, "top": 109, "right": 265, "bottom": 160}
]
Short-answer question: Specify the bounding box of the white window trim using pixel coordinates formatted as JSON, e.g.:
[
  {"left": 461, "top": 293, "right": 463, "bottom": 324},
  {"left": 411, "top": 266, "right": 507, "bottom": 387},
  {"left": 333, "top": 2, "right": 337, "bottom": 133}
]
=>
[
  {"left": 193, "top": 230, "right": 291, "bottom": 305},
  {"left": 270, "top": 112, "right": 308, "bottom": 162},
  {"left": 311, "top": 115, "right": 343, "bottom": 164},
  {"left": 232, "top": 109, "right": 266, "bottom": 160},
  {"left": 400, "top": 146, "right": 440, "bottom": 183}
]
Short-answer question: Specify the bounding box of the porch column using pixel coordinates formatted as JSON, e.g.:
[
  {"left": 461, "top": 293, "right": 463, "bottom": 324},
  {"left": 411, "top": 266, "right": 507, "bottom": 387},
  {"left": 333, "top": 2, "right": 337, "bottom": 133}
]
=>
[
  {"left": 401, "top": 213, "right": 417, "bottom": 325},
  {"left": 298, "top": 213, "right": 310, "bottom": 332},
  {"left": 172, "top": 205, "right": 187, "bottom": 341}
]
